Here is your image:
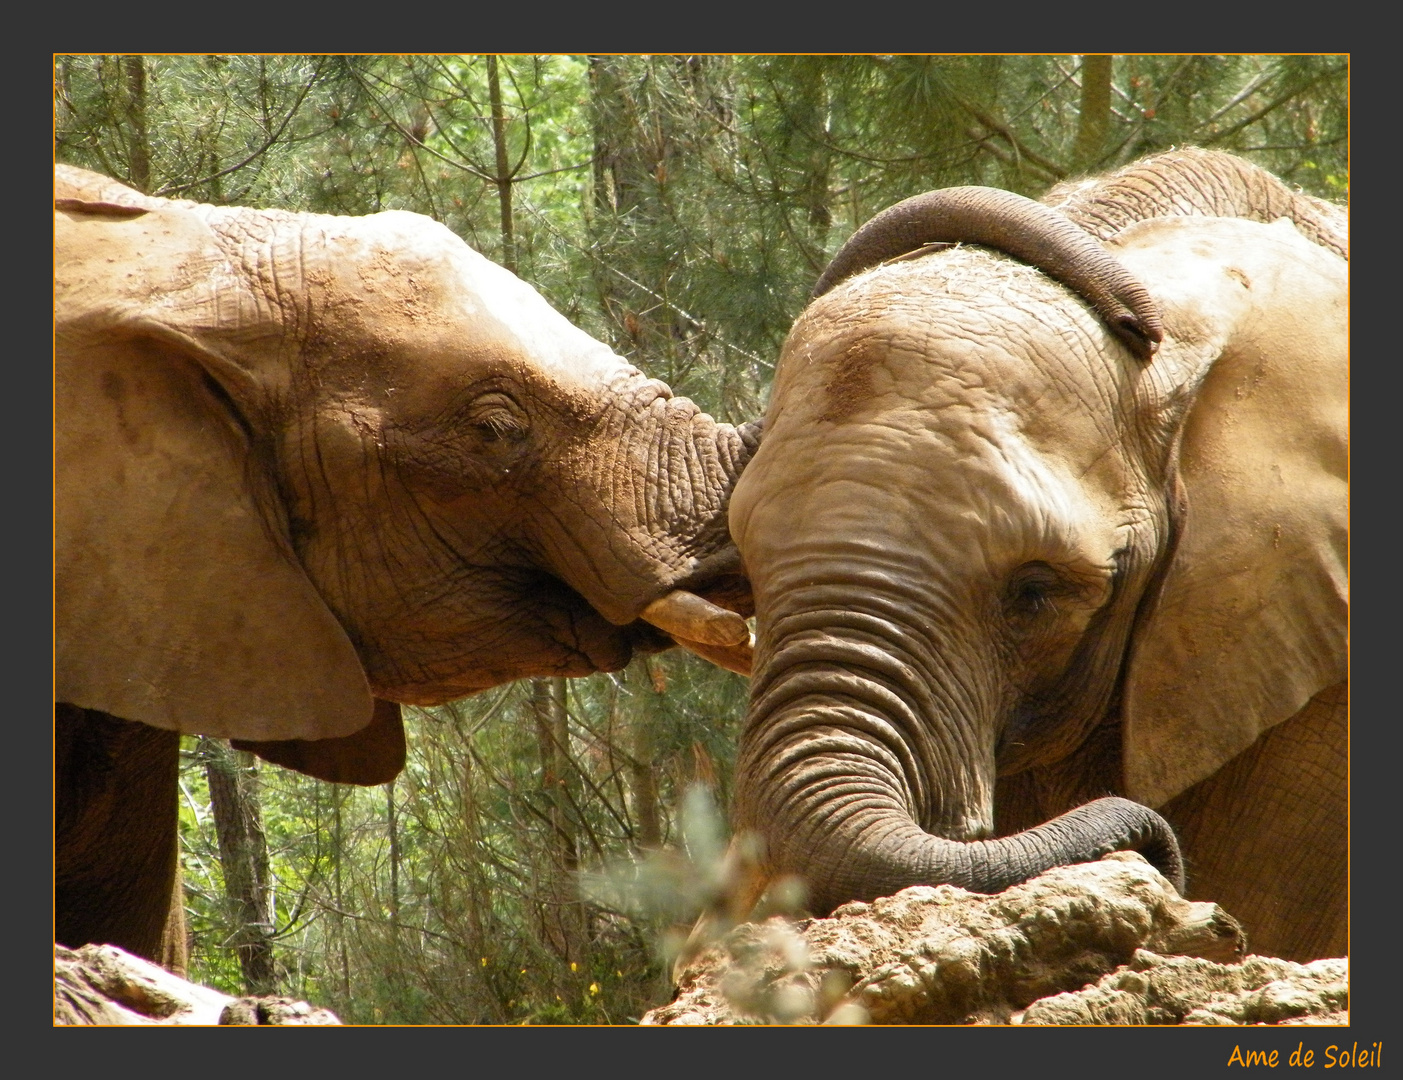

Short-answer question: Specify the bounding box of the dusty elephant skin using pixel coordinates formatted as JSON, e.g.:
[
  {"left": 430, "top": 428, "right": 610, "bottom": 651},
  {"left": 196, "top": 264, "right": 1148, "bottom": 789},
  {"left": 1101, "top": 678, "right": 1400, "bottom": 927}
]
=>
[
  {"left": 726, "top": 147, "right": 1347, "bottom": 963},
  {"left": 54, "top": 165, "right": 759, "bottom": 966}
]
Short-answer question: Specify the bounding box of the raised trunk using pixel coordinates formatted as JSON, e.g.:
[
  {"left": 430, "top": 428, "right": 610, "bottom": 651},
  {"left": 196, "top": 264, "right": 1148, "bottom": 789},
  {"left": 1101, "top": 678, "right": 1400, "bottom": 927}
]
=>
[
  {"left": 733, "top": 593, "right": 1180, "bottom": 916},
  {"left": 546, "top": 380, "right": 761, "bottom": 627}
]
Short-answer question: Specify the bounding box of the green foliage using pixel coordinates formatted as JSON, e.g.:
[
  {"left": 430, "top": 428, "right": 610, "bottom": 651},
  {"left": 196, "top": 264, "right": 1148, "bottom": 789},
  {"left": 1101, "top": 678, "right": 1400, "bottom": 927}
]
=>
[{"left": 59, "top": 53, "right": 1348, "bottom": 1023}]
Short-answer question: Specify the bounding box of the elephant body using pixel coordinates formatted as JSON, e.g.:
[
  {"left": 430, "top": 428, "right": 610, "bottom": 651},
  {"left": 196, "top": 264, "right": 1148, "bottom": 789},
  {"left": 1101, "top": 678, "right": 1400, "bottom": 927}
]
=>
[
  {"left": 727, "top": 149, "right": 1347, "bottom": 962},
  {"left": 54, "top": 166, "right": 756, "bottom": 963}
]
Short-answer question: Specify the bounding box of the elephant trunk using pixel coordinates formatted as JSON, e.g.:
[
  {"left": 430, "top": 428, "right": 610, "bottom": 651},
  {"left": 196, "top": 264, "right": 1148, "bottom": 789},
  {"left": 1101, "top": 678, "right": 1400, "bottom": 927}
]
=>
[
  {"left": 811, "top": 186, "right": 1163, "bottom": 360},
  {"left": 733, "top": 608, "right": 1182, "bottom": 915},
  {"left": 633, "top": 389, "right": 761, "bottom": 571},
  {"left": 543, "top": 378, "right": 759, "bottom": 636},
  {"left": 741, "top": 761, "right": 1183, "bottom": 914}
]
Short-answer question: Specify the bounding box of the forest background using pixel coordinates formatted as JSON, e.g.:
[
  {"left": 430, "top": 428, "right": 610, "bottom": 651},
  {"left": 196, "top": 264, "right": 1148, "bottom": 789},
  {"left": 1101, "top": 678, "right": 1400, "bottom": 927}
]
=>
[{"left": 53, "top": 53, "right": 1349, "bottom": 1024}]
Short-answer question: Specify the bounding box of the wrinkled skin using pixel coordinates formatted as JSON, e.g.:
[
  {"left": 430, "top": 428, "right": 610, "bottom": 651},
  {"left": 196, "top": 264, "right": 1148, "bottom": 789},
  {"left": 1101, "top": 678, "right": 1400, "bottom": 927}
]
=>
[
  {"left": 728, "top": 149, "right": 1347, "bottom": 963},
  {"left": 55, "top": 166, "right": 757, "bottom": 963}
]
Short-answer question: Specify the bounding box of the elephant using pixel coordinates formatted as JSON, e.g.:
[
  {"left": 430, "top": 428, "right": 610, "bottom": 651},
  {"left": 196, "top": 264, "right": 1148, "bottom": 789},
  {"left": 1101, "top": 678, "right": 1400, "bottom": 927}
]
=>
[
  {"left": 723, "top": 148, "right": 1347, "bottom": 963},
  {"left": 54, "top": 164, "right": 759, "bottom": 966}
]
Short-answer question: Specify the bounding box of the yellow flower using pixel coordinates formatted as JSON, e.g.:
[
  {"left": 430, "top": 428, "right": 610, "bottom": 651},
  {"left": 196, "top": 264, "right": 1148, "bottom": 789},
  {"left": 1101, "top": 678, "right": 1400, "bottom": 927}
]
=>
[
  {"left": 480, "top": 957, "right": 487, "bottom": 967},
  {"left": 589, "top": 982, "right": 600, "bottom": 995},
  {"left": 570, "top": 962, "right": 577, "bottom": 972}
]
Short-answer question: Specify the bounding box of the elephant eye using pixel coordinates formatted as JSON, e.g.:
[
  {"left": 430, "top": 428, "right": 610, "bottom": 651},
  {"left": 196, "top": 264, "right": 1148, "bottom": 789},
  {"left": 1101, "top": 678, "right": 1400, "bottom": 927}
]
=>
[
  {"left": 467, "top": 392, "right": 527, "bottom": 443},
  {"left": 1003, "top": 562, "right": 1064, "bottom": 621}
]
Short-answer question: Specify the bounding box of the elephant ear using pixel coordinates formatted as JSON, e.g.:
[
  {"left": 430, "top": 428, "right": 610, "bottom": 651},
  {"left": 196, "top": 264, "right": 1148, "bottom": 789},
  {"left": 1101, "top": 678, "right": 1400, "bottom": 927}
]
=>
[
  {"left": 233, "top": 700, "right": 406, "bottom": 785},
  {"left": 55, "top": 170, "right": 376, "bottom": 744},
  {"left": 1114, "top": 216, "right": 1348, "bottom": 809}
]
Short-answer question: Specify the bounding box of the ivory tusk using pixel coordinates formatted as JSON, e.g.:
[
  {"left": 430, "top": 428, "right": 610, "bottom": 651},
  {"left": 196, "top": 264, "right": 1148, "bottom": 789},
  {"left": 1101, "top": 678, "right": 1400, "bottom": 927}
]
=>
[
  {"left": 640, "top": 589, "right": 750, "bottom": 646},
  {"left": 674, "top": 632, "right": 754, "bottom": 677}
]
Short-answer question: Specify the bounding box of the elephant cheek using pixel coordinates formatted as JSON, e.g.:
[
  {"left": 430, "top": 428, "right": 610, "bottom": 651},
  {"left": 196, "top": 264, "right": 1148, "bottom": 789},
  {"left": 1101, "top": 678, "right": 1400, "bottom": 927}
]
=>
[
  {"left": 543, "top": 602, "right": 637, "bottom": 675},
  {"left": 365, "top": 596, "right": 640, "bottom": 704}
]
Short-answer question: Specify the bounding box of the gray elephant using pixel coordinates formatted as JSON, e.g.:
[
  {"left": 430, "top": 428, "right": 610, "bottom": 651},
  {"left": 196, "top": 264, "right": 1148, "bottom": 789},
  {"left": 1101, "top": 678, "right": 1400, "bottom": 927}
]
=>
[
  {"left": 725, "top": 149, "right": 1347, "bottom": 963},
  {"left": 55, "top": 165, "right": 757, "bottom": 965}
]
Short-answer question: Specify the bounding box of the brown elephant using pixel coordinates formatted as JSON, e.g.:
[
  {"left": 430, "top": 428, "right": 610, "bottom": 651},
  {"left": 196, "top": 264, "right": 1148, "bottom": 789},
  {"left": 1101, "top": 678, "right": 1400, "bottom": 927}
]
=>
[
  {"left": 54, "top": 165, "right": 757, "bottom": 965},
  {"left": 725, "top": 149, "right": 1347, "bottom": 962}
]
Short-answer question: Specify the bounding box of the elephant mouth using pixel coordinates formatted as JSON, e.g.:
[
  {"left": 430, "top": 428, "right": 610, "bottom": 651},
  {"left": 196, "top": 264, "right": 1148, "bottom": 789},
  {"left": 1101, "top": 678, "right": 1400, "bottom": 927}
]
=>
[
  {"left": 364, "top": 563, "right": 755, "bottom": 704},
  {"left": 535, "top": 565, "right": 758, "bottom": 681},
  {"left": 638, "top": 562, "right": 756, "bottom": 675}
]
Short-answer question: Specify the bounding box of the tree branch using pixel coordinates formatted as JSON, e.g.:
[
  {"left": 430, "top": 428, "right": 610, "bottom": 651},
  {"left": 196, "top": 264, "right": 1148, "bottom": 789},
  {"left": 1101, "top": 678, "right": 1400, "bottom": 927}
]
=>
[{"left": 154, "top": 58, "right": 326, "bottom": 198}]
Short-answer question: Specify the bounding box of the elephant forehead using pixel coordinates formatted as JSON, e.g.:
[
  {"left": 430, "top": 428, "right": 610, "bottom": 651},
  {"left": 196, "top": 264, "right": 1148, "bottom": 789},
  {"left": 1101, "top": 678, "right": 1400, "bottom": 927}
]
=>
[
  {"left": 738, "top": 402, "right": 1127, "bottom": 586},
  {"left": 778, "top": 257, "right": 1117, "bottom": 426},
  {"left": 320, "top": 210, "right": 636, "bottom": 390}
]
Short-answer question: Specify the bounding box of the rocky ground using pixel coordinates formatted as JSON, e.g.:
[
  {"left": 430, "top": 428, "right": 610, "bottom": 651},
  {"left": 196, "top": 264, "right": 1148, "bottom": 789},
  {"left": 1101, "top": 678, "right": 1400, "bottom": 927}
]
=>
[
  {"left": 55, "top": 852, "right": 1347, "bottom": 1026},
  {"left": 53, "top": 943, "right": 341, "bottom": 1025},
  {"left": 642, "top": 852, "right": 1348, "bottom": 1026}
]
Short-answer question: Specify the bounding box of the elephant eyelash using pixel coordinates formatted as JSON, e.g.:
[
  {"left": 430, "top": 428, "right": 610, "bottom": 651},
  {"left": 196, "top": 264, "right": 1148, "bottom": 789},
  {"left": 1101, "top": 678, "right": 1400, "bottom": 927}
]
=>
[
  {"left": 1007, "top": 584, "right": 1053, "bottom": 618},
  {"left": 476, "top": 410, "right": 525, "bottom": 439},
  {"left": 461, "top": 391, "right": 529, "bottom": 442},
  {"left": 1003, "top": 562, "right": 1073, "bottom": 621}
]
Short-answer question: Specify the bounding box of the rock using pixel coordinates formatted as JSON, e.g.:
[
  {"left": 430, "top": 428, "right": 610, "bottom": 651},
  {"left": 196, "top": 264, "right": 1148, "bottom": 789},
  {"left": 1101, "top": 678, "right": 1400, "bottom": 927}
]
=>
[
  {"left": 54, "top": 943, "right": 340, "bottom": 1025},
  {"left": 218, "top": 996, "right": 344, "bottom": 1025},
  {"left": 643, "top": 852, "right": 1345, "bottom": 1026},
  {"left": 1019, "top": 951, "right": 1348, "bottom": 1026}
]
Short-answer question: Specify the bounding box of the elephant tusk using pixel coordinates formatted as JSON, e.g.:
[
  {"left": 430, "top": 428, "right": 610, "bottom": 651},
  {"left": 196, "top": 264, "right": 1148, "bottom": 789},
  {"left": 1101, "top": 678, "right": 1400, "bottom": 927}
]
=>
[
  {"left": 674, "top": 631, "right": 755, "bottom": 677},
  {"left": 641, "top": 589, "right": 750, "bottom": 647}
]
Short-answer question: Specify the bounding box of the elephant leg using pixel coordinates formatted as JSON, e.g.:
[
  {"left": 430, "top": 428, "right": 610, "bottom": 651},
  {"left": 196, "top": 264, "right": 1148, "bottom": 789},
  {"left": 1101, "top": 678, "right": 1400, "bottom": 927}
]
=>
[
  {"left": 55, "top": 704, "right": 181, "bottom": 966},
  {"left": 1160, "top": 681, "right": 1347, "bottom": 963}
]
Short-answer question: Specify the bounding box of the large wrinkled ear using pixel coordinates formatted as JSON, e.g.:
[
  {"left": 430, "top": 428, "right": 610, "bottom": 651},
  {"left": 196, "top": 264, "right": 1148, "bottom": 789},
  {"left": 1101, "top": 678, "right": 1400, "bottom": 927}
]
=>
[
  {"left": 233, "top": 700, "right": 406, "bottom": 785},
  {"left": 55, "top": 169, "right": 375, "bottom": 742},
  {"left": 1115, "top": 217, "right": 1348, "bottom": 808}
]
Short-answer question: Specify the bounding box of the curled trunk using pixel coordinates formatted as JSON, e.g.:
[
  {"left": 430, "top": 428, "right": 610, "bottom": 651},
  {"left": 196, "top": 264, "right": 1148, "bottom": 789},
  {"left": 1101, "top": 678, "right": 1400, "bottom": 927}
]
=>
[
  {"left": 812, "top": 187, "right": 1163, "bottom": 360},
  {"left": 733, "top": 617, "right": 1181, "bottom": 916}
]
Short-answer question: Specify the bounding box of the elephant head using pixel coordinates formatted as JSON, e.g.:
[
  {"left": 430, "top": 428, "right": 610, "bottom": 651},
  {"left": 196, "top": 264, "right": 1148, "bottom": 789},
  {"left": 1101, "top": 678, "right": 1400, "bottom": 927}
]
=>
[
  {"left": 55, "top": 163, "right": 758, "bottom": 782},
  {"left": 725, "top": 149, "right": 1347, "bottom": 958}
]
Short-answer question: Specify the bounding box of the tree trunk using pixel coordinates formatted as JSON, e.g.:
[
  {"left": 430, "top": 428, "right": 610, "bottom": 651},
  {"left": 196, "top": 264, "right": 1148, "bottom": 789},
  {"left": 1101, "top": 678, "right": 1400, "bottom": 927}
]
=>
[
  {"left": 201, "top": 738, "right": 277, "bottom": 995},
  {"left": 630, "top": 660, "right": 664, "bottom": 848},
  {"left": 332, "top": 786, "right": 349, "bottom": 1000},
  {"left": 589, "top": 55, "right": 650, "bottom": 218},
  {"left": 1074, "top": 55, "right": 1114, "bottom": 173},
  {"left": 387, "top": 780, "right": 400, "bottom": 920},
  {"left": 585, "top": 55, "right": 704, "bottom": 385},
  {"left": 120, "top": 55, "right": 151, "bottom": 191},
  {"left": 486, "top": 55, "right": 516, "bottom": 274},
  {"left": 158, "top": 861, "right": 189, "bottom": 978},
  {"left": 531, "top": 677, "right": 582, "bottom": 963},
  {"left": 791, "top": 59, "right": 832, "bottom": 231}
]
